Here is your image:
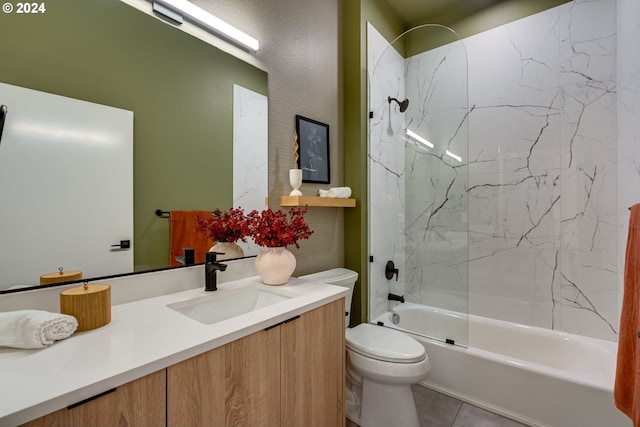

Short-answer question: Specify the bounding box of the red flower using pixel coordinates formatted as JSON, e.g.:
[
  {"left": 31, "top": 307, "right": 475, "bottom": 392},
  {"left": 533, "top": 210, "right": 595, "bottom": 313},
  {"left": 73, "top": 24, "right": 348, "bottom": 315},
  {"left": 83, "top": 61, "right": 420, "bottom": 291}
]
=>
[
  {"left": 247, "top": 207, "right": 313, "bottom": 248},
  {"left": 195, "top": 208, "right": 249, "bottom": 244}
]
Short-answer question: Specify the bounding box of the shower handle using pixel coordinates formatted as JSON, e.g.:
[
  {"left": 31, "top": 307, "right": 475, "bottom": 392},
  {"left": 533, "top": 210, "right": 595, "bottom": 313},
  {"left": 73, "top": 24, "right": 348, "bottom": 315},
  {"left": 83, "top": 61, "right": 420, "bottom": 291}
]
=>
[{"left": 385, "top": 260, "right": 399, "bottom": 281}]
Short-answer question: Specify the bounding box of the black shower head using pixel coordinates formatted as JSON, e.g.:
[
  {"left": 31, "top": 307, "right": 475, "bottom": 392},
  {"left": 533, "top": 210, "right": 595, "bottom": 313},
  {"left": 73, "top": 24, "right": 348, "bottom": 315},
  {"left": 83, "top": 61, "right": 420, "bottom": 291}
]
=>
[{"left": 388, "top": 96, "right": 409, "bottom": 113}]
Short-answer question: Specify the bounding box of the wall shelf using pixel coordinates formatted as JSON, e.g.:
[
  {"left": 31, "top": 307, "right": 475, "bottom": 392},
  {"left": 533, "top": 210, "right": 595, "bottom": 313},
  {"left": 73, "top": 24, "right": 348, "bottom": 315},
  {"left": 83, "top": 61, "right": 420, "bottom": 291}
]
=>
[{"left": 280, "top": 196, "right": 356, "bottom": 208}]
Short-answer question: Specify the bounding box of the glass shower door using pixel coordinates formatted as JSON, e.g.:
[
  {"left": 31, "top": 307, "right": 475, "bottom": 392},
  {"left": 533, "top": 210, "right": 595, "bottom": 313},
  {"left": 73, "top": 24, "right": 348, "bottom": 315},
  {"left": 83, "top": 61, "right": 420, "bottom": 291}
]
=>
[{"left": 368, "top": 23, "right": 470, "bottom": 346}]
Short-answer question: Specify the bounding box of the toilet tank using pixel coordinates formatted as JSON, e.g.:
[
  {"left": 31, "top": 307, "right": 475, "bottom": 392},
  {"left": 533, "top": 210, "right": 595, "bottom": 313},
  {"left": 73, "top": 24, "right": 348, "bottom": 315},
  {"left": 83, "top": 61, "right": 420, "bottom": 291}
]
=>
[{"left": 299, "top": 268, "right": 358, "bottom": 327}]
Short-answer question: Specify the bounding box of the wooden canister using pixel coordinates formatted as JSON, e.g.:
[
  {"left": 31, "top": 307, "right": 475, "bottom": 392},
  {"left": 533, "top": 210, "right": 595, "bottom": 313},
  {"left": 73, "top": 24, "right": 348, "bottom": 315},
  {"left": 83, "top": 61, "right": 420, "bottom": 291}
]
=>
[
  {"left": 40, "top": 268, "right": 82, "bottom": 285},
  {"left": 60, "top": 283, "right": 111, "bottom": 332}
]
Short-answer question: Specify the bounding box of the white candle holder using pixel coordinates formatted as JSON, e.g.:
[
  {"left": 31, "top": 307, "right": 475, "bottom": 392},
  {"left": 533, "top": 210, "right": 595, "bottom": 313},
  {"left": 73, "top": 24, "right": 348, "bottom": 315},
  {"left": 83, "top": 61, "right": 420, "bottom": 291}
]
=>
[{"left": 289, "top": 169, "right": 302, "bottom": 196}]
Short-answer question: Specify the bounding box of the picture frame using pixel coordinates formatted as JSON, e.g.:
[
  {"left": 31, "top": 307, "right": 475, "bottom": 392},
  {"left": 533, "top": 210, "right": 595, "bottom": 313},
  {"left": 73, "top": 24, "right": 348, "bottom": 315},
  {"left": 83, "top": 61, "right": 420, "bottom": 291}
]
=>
[{"left": 295, "top": 115, "right": 330, "bottom": 184}]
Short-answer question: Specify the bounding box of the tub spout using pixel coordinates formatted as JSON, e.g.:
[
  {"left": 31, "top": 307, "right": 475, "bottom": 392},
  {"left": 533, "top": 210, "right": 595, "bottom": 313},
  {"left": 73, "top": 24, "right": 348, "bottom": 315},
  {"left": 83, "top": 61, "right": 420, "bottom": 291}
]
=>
[{"left": 388, "top": 293, "right": 405, "bottom": 303}]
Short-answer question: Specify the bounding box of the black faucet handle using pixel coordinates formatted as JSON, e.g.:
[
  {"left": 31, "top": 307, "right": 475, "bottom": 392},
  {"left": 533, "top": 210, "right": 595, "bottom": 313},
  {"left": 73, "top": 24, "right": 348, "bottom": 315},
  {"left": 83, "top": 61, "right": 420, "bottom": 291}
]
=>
[
  {"left": 206, "top": 251, "right": 226, "bottom": 262},
  {"left": 385, "top": 260, "right": 399, "bottom": 281}
]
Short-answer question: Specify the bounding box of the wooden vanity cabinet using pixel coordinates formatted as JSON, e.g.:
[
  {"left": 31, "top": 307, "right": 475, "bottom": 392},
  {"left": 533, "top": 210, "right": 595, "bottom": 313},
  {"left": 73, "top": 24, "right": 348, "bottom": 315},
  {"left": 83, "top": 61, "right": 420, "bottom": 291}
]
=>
[
  {"left": 20, "top": 298, "right": 344, "bottom": 427},
  {"left": 21, "top": 369, "right": 166, "bottom": 427},
  {"left": 167, "top": 298, "right": 345, "bottom": 427}
]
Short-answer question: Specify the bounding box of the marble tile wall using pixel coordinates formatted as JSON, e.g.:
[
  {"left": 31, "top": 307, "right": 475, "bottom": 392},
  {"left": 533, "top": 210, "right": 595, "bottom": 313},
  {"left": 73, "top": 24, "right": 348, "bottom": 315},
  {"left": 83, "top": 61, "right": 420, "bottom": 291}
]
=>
[
  {"left": 617, "top": 0, "right": 640, "bottom": 335},
  {"left": 367, "top": 24, "right": 407, "bottom": 320},
  {"left": 368, "top": 0, "right": 639, "bottom": 342},
  {"left": 233, "top": 84, "right": 268, "bottom": 257}
]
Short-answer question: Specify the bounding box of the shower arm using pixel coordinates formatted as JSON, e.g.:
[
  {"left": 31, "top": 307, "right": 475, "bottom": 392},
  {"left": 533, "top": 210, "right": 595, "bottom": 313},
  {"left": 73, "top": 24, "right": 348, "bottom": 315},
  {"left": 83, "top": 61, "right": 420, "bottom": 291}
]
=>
[{"left": 387, "top": 96, "right": 409, "bottom": 113}]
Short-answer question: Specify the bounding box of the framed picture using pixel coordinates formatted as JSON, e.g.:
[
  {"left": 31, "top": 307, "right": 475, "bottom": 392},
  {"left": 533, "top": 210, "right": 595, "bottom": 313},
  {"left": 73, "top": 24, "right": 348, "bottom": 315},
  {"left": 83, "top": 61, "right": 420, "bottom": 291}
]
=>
[{"left": 296, "top": 115, "right": 330, "bottom": 184}]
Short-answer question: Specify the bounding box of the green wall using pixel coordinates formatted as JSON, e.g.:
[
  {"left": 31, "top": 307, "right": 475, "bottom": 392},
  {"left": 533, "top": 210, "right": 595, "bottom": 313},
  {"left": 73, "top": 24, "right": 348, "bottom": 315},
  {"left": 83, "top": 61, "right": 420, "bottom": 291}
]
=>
[
  {"left": 0, "top": 0, "right": 267, "bottom": 272},
  {"left": 343, "top": 0, "right": 404, "bottom": 326},
  {"left": 404, "top": 0, "right": 571, "bottom": 56}
]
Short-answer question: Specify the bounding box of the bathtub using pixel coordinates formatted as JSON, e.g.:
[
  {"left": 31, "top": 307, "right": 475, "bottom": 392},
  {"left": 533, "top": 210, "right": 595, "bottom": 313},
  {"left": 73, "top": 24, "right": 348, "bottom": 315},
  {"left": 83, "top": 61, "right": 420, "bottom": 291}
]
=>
[{"left": 374, "top": 303, "right": 632, "bottom": 427}]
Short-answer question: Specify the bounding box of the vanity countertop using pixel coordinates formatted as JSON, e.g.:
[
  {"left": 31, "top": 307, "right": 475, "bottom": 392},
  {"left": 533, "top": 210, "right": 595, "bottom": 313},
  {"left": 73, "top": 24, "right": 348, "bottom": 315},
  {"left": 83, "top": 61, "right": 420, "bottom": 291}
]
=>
[{"left": 0, "top": 276, "right": 348, "bottom": 426}]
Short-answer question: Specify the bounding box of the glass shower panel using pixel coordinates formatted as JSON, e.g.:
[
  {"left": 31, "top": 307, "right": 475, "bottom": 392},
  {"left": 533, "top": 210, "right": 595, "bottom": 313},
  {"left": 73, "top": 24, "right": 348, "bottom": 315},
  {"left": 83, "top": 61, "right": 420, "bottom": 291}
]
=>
[{"left": 368, "top": 24, "right": 469, "bottom": 346}]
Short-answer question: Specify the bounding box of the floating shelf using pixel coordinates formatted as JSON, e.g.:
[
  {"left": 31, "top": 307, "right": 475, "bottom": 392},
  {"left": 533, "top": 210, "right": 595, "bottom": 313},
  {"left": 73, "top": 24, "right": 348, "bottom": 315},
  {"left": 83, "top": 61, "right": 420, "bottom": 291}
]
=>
[{"left": 280, "top": 196, "right": 356, "bottom": 208}]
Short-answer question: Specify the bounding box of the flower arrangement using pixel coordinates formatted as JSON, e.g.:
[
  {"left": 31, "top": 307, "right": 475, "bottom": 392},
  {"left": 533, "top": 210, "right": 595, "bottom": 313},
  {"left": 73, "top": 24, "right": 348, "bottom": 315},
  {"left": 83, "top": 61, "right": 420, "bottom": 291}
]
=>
[
  {"left": 247, "top": 207, "right": 313, "bottom": 248},
  {"left": 195, "top": 207, "right": 249, "bottom": 243}
]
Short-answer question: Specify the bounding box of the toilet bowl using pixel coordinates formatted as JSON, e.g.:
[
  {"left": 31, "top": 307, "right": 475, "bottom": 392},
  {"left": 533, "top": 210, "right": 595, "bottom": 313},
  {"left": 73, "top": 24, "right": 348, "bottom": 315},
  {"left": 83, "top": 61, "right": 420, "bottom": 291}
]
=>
[{"left": 299, "top": 268, "right": 430, "bottom": 427}]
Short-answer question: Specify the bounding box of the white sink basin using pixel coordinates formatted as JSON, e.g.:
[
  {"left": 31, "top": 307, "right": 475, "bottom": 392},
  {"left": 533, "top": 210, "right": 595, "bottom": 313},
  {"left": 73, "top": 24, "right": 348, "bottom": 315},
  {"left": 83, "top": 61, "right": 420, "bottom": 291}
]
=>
[{"left": 167, "top": 285, "right": 295, "bottom": 325}]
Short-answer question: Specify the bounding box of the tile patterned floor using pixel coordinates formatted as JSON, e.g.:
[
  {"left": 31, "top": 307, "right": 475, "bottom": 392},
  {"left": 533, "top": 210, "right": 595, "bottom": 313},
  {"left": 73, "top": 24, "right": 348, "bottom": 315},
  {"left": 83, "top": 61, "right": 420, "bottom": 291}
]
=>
[{"left": 346, "top": 384, "right": 528, "bottom": 427}]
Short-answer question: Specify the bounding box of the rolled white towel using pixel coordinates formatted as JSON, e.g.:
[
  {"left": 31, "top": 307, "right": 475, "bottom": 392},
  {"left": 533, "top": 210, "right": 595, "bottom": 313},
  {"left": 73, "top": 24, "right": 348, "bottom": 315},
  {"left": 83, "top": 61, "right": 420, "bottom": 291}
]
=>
[
  {"left": 319, "top": 187, "right": 352, "bottom": 198},
  {"left": 0, "top": 310, "right": 78, "bottom": 349}
]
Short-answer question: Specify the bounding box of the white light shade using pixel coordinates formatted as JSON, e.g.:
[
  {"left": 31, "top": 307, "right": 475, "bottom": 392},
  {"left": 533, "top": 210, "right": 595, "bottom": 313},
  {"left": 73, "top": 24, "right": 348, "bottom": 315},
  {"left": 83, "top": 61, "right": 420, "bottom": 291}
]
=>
[{"left": 155, "top": 0, "right": 260, "bottom": 51}]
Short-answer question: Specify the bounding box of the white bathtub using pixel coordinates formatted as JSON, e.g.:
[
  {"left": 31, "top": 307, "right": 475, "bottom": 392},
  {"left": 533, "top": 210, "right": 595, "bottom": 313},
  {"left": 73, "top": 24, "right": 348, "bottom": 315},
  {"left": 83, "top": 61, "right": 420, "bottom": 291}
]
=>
[{"left": 374, "top": 303, "right": 632, "bottom": 427}]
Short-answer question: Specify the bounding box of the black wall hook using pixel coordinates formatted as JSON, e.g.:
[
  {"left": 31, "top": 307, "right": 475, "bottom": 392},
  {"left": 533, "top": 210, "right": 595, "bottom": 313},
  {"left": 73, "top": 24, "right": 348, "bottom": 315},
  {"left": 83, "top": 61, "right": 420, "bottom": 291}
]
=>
[{"left": 0, "top": 105, "right": 7, "bottom": 146}]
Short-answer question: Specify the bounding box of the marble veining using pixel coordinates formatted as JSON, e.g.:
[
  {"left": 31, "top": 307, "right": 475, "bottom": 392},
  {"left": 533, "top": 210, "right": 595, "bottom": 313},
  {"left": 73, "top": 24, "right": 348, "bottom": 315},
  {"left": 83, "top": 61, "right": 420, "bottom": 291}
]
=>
[
  {"left": 233, "top": 84, "right": 268, "bottom": 257},
  {"left": 369, "top": 0, "right": 639, "bottom": 342}
]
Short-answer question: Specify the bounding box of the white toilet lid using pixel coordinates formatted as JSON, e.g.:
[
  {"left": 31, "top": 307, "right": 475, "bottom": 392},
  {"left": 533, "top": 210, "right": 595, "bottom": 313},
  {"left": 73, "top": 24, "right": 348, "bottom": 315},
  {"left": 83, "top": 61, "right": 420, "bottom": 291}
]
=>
[{"left": 346, "top": 323, "right": 426, "bottom": 363}]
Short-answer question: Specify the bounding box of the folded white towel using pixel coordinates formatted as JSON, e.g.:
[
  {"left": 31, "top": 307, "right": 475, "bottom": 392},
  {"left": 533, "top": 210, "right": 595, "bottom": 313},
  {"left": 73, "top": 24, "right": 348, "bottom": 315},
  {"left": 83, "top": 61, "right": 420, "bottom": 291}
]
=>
[
  {"left": 0, "top": 310, "right": 78, "bottom": 349},
  {"left": 319, "top": 187, "right": 352, "bottom": 198}
]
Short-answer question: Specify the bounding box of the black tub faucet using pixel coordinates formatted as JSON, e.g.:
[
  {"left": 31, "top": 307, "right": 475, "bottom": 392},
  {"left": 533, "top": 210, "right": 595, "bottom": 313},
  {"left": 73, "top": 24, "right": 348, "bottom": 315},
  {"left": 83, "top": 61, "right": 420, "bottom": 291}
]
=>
[
  {"left": 205, "top": 252, "right": 227, "bottom": 291},
  {"left": 388, "top": 293, "right": 405, "bottom": 303}
]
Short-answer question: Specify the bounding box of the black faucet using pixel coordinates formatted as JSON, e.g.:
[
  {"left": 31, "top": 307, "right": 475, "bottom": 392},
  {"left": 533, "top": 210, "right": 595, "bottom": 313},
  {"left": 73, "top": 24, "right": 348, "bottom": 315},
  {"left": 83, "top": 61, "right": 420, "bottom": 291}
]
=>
[
  {"left": 205, "top": 252, "right": 227, "bottom": 291},
  {"left": 388, "top": 293, "right": 405, "bottom": 303}
]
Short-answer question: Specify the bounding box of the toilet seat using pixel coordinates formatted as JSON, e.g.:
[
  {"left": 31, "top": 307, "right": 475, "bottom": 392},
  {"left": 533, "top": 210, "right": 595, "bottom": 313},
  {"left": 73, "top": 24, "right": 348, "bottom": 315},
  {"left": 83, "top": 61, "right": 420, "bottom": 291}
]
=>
[{"left": 346, "top": 323, "right": 426, "bottom": 363}]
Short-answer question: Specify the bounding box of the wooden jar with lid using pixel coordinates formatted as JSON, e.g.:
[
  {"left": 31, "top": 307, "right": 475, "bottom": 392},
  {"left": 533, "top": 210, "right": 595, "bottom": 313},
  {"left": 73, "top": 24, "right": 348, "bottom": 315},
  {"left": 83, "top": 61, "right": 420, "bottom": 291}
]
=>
[
  {"left": 60, "top": 283, "right": 111, "bottom": 332},
  {"left": 40, "top": 268, "right": 82, "bottom": 285}
]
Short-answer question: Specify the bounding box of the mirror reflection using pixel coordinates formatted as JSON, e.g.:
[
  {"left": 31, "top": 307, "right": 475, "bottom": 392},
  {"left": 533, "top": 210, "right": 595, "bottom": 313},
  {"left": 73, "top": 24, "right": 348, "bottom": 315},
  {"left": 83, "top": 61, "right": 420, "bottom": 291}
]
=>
[{"left": 0, "top": 0, "right": 268, "bottom": 292}]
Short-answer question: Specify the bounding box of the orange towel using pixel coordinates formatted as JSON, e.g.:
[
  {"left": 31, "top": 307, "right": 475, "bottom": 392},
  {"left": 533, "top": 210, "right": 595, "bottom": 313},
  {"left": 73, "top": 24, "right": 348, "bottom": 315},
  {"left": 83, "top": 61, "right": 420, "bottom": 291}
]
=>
[
  {"left": 169, "top": 210, "right": 213, "bottom": 267},
  {"left": 615, "top": 203, "right": 640, "bottom": 426}
]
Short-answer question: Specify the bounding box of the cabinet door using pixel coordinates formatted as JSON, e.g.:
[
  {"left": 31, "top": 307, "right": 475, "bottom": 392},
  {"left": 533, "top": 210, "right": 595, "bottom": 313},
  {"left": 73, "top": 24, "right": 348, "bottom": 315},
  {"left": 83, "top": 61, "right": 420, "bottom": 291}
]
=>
[
  {"left": 21, "top": 370, "right": 166, "bottom": 427},
  {"left": 167, "top": 326, "right": 281, "bottom": 427},
  {"left": 280, "top": 298, "right": 345, "bottom": 427},
  {"left": 225, "top": 327, "right": 281, "bottom": 426},
  {"left": 167, "top": 345, "right": 226, "bottom": 426}
]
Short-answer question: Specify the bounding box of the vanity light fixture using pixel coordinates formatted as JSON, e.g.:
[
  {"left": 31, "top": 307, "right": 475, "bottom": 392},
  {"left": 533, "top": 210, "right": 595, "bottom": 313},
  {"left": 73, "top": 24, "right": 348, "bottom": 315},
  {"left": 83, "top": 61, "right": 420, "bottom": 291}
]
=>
[
  {"left": 406, "top": 129, "right": 434, "bottom": 149},
  {"left": 151, "top": 0, "right": 260, "bottom": 52},
  {"left": 152, "top": 1, "right": 183, "bottom": 25}
]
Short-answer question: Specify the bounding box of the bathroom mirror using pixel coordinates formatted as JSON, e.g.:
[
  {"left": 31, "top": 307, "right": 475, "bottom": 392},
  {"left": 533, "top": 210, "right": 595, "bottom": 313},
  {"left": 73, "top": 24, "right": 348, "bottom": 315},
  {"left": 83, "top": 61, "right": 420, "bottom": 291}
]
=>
[{"left": 0, "top": 0, "right": 267, "bottom": 292}]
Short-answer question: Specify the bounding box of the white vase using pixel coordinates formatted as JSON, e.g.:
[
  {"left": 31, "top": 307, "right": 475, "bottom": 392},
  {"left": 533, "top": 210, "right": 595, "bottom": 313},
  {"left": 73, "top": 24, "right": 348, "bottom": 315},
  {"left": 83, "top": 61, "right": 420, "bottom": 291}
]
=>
[
  {"left": 289, "top": 169, "right": 303, "bottom": 196},
  {"left": 209, "top": 241, "right": 244, "bottom": 260},
  {"left": 254, "top": 247, "right": 296, "bottom": 285}
]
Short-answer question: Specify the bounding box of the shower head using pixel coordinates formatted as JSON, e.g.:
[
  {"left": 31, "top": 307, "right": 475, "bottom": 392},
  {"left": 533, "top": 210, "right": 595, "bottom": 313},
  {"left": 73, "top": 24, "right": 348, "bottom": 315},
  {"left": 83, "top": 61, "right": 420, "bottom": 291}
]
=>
[{"left": 388, "top": 96, "right": 409, "bottom": 113}]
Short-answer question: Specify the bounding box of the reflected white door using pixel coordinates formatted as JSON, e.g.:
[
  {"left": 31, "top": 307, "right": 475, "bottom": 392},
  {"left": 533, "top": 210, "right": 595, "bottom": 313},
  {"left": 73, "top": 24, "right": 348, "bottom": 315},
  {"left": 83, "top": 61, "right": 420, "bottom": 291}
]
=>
[{"left": 0, "top": 82, "right": 133, "bottom": 288}]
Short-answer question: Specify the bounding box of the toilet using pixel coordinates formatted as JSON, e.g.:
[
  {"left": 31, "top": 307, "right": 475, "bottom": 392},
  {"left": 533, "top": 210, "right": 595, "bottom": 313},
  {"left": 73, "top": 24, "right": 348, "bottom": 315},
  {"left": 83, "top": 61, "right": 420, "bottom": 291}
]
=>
[{"left": 299, "top": 268, "right": 430, "bottom": 427}]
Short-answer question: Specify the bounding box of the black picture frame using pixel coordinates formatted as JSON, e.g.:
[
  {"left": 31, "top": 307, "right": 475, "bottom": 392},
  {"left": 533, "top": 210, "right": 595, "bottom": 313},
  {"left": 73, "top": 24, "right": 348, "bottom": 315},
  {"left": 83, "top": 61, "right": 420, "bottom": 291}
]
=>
[{"left": 296, "top": 115, "right": 330, "bottom": 184}]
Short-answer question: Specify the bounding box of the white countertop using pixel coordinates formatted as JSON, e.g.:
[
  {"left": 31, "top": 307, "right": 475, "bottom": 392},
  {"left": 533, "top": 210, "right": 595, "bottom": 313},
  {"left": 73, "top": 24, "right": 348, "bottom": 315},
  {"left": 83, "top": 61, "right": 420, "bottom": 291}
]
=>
[{"left": 0, "top": 276, "right": 348, "bottom": 426}]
